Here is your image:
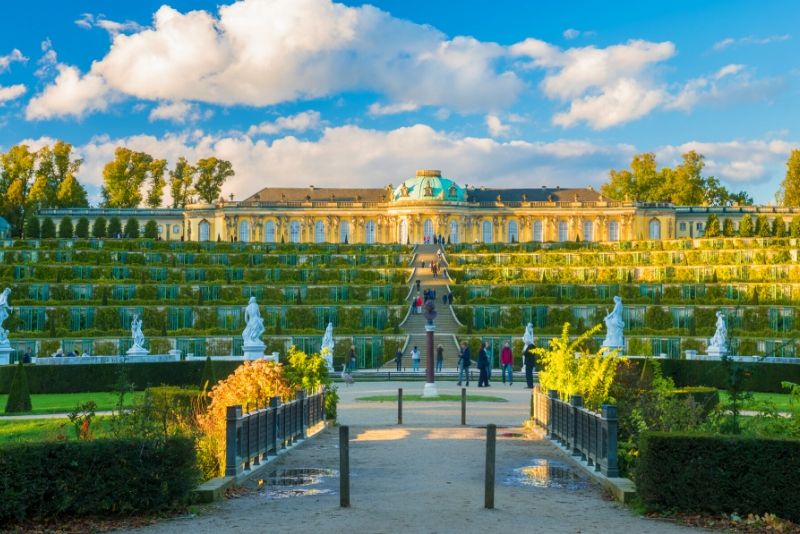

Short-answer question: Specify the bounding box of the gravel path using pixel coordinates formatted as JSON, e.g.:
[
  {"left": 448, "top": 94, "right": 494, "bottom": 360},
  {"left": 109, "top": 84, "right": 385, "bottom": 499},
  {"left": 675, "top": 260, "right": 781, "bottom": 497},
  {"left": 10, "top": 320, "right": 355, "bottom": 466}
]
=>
[{"left": 124, "top": 381, "right": 703, "bottom": 533}]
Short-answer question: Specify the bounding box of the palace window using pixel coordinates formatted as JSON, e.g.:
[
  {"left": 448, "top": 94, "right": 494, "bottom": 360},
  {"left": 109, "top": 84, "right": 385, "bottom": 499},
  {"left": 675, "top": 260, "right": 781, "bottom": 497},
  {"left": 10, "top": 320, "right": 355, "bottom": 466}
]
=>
[
  {"left": 340, "top": 221, "right": 350, "bottom": 243},
  {"left": 608, "top": 221, "right": 619, "bottom": 241},
  {"left": 238, "top": 220, "right": 250, "bottom": 243},
  {"left": 365, "top": 220, "right": 376, "bottom": 244},
  {"left": 399, "top": 219, "right": 409, "bottom": 244},
  {"left": 482, "top": 220, "right": 493, "bottom": 244},
  {"left": 449, "top": 220, "right": 459, "bottom": 244},
  {"left": 264, "top": 221, "right": 276, "bottom": 243},
  {"left": 315, "top": 220, "right": 326, "bottom": 243},
  {"left": 198, "top": 220, "right": 210, "bottom": 242},
  {"left": 424, "top": 219, "right": 434, "bottom": 241},
  {"left": 533, "top": 220, "right": 543, "bottom": 242},
  {"left": 649, "top": 219, "right": 662, "bottom": 240},
  {"left": 558, "top": 221, "right": 568, "bottom": 242},
  {"left": 582, "top": 221, "right": 593, "bottom": 242},
  {"left": 507, "top": 220, "right": 519, "bottom": 243},
  {"left": 290, "top": 221, "right": 301, "bottom": 243},
  {"left": 679, "top": 222, "right": 686, "bottom": 232}
]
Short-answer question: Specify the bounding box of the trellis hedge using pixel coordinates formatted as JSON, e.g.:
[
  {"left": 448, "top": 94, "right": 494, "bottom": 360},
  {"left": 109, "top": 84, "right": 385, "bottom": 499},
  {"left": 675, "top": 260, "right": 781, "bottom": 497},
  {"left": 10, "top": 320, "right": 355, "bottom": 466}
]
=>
[
  {"left": 657, "top": 359, "right": 800, "bottom": 393},
  {"left": 0, "top": 361, "right": 242, "bottom": 394},
  {"left": 0, "top": 437, "right": 198, "bottom": 522},
  {"left": 638, "top": 433, "right": 800, "bottom": 521}
]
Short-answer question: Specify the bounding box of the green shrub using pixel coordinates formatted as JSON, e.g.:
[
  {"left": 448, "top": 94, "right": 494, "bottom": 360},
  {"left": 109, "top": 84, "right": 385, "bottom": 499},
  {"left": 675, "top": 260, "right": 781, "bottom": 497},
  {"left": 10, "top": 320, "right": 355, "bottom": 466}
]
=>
[
  {"left": 108, "top": 217, "right": 122, "bottom": 237},
  {"left": 739, "top": 215, "right": 753, "bottom": 237},
  {"left": 25, "top": 216, "right": 40, "bottom": 239},
  {"left": 638, "top": 432, "right": 800, "bottom": 522},
  {"left": 58, "top": 217, "right": 73, "bottom": 238},
  {"left": 124, "top": 218, "right": 140, "bottom": 238},
  {"left": 4, "top": 360, "right": 32, "bottom": 413},
  {"left": 144, "top": 386, "right": 203, "bottom": 437},
  {"left": 671, "top": 386, "right": 719, "bottom": 416},
  {"left": 75, "top": 217, "right": 90, "bottom": 238},
  {"left": 144, "top": 220, "right": 158, "bottom": 239},
  {"left": 41, "top": 217, "right": 56, "bottom": 239},
  {"left": 200, "top": 356, "right": 217, "bottom": 390},
  {"left": 0, "top": 437, "right": 198, "bottom": 522},
  {"left": 92, "top": 216, "right": 107, "bottom": 238}
]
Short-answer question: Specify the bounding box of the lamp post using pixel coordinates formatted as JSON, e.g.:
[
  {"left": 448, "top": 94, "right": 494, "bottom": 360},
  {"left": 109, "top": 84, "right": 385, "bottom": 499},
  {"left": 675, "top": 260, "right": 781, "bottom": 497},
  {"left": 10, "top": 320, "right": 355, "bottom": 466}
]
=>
[{"left": 422, "top": 298, "right": 438, "bottom": 398}]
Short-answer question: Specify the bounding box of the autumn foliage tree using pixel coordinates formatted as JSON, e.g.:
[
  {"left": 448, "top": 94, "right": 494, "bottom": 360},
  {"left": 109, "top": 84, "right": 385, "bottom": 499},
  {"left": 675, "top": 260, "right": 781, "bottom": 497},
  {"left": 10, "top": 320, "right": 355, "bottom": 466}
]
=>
[{"left": 195, "top": 157, "right": 235, "bottom": 204}]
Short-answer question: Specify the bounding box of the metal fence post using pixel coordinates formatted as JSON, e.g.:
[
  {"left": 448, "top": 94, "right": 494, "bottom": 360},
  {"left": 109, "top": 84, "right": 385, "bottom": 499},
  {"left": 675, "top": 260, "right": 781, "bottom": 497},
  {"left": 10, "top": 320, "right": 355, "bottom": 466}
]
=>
[
  {"left": 270, "top": 396, "right": 280, "bottom": 453},
  {"left": 547, "top": 390, "right": 558, "bottom": 438},
  {"left": 569, "top": 395, "right": 583, "bottom": 456},
  {"left": 601, "top": 404, "right": 619, "bottom": 477},
  {"left": 225, "top": 405, "right": 242, "bottom": 477},
  {"left": 299, "top": 389, "right": 308, "bottom": 439}
]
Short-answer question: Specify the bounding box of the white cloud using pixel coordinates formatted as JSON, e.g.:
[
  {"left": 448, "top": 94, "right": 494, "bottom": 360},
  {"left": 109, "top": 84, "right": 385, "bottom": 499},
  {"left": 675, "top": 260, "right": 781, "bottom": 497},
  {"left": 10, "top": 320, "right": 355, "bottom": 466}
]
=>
[
  {"left": 35, "top": 39, "right": 58, "bottom": 78},
  {"left": 0, "top": 49, "right": 27, "bottom": 73},
  {"left": 667, "top": 64, "right": 782, "bottom": 111},
  {"left": 247, "top": 110, "right": 322, "bottom": 135},
  {"left": 486, "top": 114, "right": 510, "bottom": 137},
  {"left": 562, "top": 28, "right": 595, "bottom": 40},
  {"left": 713, "top": 34, "right": 791, "bottom": 51},
  {"left": 75, "top": 13, "right": 145, "bottom": 36},
  {"left": 148, "top": 101, "right": 207, "bottom": 123},
  {"left": 25, "top": 64, "right": 113, "bottom": 120},
  {"left": 512, "top": 38, "right": 675, "bottom": 129},
  {"left": 32, "top": 0, "right": 523, "bottom": 119},
  {"left": 0, "top": 84, "right": 26, "bottom": 104},
  {"left": 367, "top": 102, "right": 419, "bottom": 116}
]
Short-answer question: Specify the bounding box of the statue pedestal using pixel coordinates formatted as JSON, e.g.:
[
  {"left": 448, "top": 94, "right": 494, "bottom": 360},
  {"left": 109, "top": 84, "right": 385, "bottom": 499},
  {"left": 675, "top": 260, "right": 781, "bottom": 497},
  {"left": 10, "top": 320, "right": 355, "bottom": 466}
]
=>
[
  {"left": 126, "top": 346, "right": 150, "bottom": 357},
  {"left": 706, "top": 347, "right": 728, "bottom": 358},
  {"left": 243, "top": 342, "right": 266, "bottom": 360},
  {"left": 0, "top": 345, "right": 12, "bottom": 365},
  {"left": 422, "top": 381, "right": 439, "bottom": 398}
]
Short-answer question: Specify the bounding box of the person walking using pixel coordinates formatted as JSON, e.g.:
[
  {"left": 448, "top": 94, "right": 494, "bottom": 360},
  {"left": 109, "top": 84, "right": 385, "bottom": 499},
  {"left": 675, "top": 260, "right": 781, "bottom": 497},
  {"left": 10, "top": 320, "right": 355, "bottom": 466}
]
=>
[
  {"left": 457, "top": 341, "right": 471, "bottom": 386},
  {"left": 411, "top": 346, "right": 421, "bottom": 372},
  {"left": 416, "top": 294, "right": 423, "bottom": 314},
  {"left": 484, "top": 340, "right": 493, "bottom": 381},
  {"left": 348, "top": 345, "right": 357, "bottom": 373},
  {"left": 436, "top": 344, "right": 444, "bottom": 372},
  {"left": 500, "top": 341, "right": 513, "bottom": 385},
  {"left": 477, "top": 342, "right": 490, "bottom": 387},
  {"left": 523, "top": 343, "right": 536, "bottom": 388},
  {"left": 416, "top": 279, "right": 421, "bottom": 291},
  {"left": 395, "top": 348, "right": 403, "bottom": 372}
]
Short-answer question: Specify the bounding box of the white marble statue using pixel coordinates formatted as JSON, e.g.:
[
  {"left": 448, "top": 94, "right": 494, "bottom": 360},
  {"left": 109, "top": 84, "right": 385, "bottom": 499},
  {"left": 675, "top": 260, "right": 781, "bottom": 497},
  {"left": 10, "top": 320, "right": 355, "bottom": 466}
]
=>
[
  {"left": 602, "top": 296, "right": 625, "bottom": 350},
  {"left": 242, "top": 297, "right": 265, "bottom": 347},
  {"left": 320, "top": 322, "right": 335, "bottom": 372},
  {"left": 707, "top": 311, "right": 728, "bottom": 356},
  {"left": 126, "top": 314, "right": 149, "bottom": 355},
  {"left": 522, "top": 322, "right": 535, "bottom": 347},
  {"left": 0, "top": 288, "right": 11, "bottom": 347}
]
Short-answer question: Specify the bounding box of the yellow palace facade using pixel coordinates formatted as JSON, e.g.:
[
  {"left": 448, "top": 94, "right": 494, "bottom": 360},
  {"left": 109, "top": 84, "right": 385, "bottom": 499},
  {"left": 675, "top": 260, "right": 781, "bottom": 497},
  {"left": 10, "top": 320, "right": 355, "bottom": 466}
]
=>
[{"left": 42, "top": 169, "right": 800, "bottom": 243}]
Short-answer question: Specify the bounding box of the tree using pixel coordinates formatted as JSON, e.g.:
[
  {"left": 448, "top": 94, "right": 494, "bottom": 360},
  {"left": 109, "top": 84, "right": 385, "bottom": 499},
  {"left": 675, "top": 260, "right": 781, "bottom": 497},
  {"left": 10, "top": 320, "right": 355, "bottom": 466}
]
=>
[
  {"left": 55, "top": 174, "right": 89, "bottom": 207},
  {"left": 756, "top": 215, "right": 771, "bottom": 237},
  {"left": 146, "top": 159, "right": 167, "bottom": 208},
  {"left": 25, "top": 216, "right": 40, "bottom": 239},
  {"left": 100, "top": 148, "right": 155, "bottom": 208},
  {"left": 75, "top": 217, "right": 90, "bottom": 238},
  {"left": 739, "top": 214, "right": 753, "bottom": 237},
  {"left": 704, "top": 214, "right": 720, "bottom": 237},
  {"left": 0, "top": 144, "right": 36, "bottom": 236},
  {"left": 773, "top": 217, "right": 787, "bottom": 237},
  {"left": 92, "top": 216, "right": 107, "bottom": 238},
  {"left": 124, "top": 218, "right": 140, "bottom": 238},
  {"left": 30, "top": 142, "right": 87, "bottom": 209},
  {"left": 777, "top": 149, "right": 800, "bottom": 207},
  {"left": 58, "top": 217, "right": 73, "bottom": 238},
  {"left": 41, "top": 217, "right": 56, "bottom": 238},
  {"left": 791, "top": 215, "right": 800, "bottom": 238},
  {"left": 108, "top": 217, "right": 122, "bottom": 237},
  {"left": 722, "top": 218, "right": 735, "bottom": 237},
  {"left": 195, "top": 158, "right": 235, "bottom": 204},
  {"left": 143, "top": 220, "right": 158, "bottom": 239},
  {"left": 169, "top": 157, "right": 196, "bottom": 208},
  {"left": 669, "top": 151, "right": 706, "bottom": 205},
  {"left": 4, "top": 359, "right": 32, "bottom": 413}
]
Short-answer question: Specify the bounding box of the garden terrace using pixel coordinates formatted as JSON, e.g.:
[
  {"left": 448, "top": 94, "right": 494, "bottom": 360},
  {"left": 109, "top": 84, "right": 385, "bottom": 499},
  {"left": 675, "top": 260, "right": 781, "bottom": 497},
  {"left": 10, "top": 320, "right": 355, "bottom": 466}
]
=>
[
  {"left": 0, "top": 239, "right": 413, "bottom": 368},
  {"left": 448, "top": 238, "right": 800, "bottom": 358}
]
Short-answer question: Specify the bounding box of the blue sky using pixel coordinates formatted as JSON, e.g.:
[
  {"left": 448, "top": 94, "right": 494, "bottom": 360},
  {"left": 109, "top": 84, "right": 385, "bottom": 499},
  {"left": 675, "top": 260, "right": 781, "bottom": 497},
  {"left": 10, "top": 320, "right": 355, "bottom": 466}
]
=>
[{"left": 0, "top": 0, "right": 798, "bottom": 204}]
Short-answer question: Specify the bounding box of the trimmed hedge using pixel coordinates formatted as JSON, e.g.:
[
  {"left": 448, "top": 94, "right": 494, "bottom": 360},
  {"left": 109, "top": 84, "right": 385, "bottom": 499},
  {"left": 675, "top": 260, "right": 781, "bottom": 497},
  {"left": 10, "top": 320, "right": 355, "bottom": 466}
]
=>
[
  {"left": 659, "top": 360, "right": 800, "bottom": 393},
  {"left": 0, "top": 437, "right": 198, "bottom": 522},
  {"left": 0, "top": 361, "right": 241, "bottom": 394},
  {"left": 4, "top": 360, "right": 32, "bottom": 413},
  {"left": 638, "top": 432, "right": 800, "bottom": 521}
]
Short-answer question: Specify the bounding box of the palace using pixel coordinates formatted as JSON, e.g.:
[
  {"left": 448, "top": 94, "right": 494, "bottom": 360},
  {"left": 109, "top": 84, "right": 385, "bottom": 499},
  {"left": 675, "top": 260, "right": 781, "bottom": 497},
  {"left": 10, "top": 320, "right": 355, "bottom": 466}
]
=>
[{"left": 41, "top": 169, "right": 800, "bottom": 243}]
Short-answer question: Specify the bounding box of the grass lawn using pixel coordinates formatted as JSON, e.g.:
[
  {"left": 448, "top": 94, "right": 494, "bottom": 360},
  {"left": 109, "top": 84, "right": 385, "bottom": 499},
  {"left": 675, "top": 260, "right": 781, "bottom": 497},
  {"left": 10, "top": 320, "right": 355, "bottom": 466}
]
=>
[
  {"left": 720, "top": 391, "right": 797, "bottom": 413},
  {"left": 0, "top": 417, "right": 115, "bottom": 444},
  {"left": 0, "top": 391, "right": 145, "bottom": 416},
  {"left": 357, "top": 394, "right": 507, "bottom": 402}
]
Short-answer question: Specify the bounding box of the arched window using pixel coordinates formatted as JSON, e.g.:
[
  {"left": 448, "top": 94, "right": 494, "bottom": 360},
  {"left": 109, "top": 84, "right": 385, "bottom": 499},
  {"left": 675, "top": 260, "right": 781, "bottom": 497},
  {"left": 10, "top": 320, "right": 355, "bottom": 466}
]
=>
[
  {"left": 314, "top": 220, "right": 325, "bottom": 243},
  {"left": 583, "top": 220, "right": 593, "bottom": 242},
  {"left": 340, "top": 220, "right": 350, "bottom": 243},
  {"left": 198, "top": 220, "right": 210, "bottom": 242},
  {"left": 608, "top": 221, "right": 619, "bottom": 241},
  {"left": 533, "top": 220, "right": 543, "bottom": 242},
  {"left": 558, "top": 221, "right": 568, "bottom": 242},
  {"left": 399, "top": 219, "right": 408, "bottom": 244},
  {"left": 649, "top": 219, "right": 661, "bottom": 240},
  {"left": 264, "top": 221, "right": 275, "bottom": 243},
  {"left": 482, "top": 220, "right": 493, "bottom": 244},
  {"left": 423, "top": 219, "right": 434, "bottom": 242},
  {"left": 289, "top": 221, "right": 300, "bottom": 243},
  {"left": 449, "top": 220, "right": 459, "bottom": 244},
  {"left": 365, "top": 220, "right": 376, "bottom": 244},
  {"left": 238, "top": 220, "right": 250, "bottom": 243},
  {"left": 507, "top": 220, "right": 519, "bottom": 243}
]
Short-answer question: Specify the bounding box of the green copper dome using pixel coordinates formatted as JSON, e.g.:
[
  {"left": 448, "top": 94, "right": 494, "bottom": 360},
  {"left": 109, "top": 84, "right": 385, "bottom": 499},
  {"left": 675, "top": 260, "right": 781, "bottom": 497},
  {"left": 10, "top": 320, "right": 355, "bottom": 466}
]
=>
[{"left": 392, "top": 170, "right": 466, "bottom": 202}]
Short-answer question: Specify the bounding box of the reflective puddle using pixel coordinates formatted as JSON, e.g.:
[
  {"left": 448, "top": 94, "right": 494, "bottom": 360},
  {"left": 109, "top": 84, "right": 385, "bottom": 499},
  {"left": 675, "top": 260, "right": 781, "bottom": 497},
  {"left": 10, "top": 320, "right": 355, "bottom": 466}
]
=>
[
  {"left": 248, "top": 468, "right": 338, "bottom": 499},
  {"left": 503, "top": 458, "right": 589, "bottom": 491}
]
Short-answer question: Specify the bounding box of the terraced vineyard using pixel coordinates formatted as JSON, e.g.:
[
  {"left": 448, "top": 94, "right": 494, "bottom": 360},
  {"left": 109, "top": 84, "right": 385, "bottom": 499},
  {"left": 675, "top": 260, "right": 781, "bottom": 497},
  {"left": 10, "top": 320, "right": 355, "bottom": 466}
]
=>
[
  {"left": 0, "top": 239, "right": 413, "bottom": 369},
  {"left": 447, "top": 238, "right": 800, "bottom": 359}
]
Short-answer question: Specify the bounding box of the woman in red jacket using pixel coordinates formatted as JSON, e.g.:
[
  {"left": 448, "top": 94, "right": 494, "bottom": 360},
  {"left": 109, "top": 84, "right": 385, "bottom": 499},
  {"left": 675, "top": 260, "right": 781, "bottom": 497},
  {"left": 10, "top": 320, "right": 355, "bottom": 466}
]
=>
[{"left": 500, "top": 341, "right": 513, "bottom": 385}]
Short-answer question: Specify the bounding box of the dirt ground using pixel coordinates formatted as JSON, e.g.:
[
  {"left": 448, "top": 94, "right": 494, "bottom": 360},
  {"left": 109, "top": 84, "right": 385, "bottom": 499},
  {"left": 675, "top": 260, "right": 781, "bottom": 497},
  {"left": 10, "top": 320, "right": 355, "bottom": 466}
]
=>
[{"left": 124, "top": 381, "right": 704, "bottom": 533}]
